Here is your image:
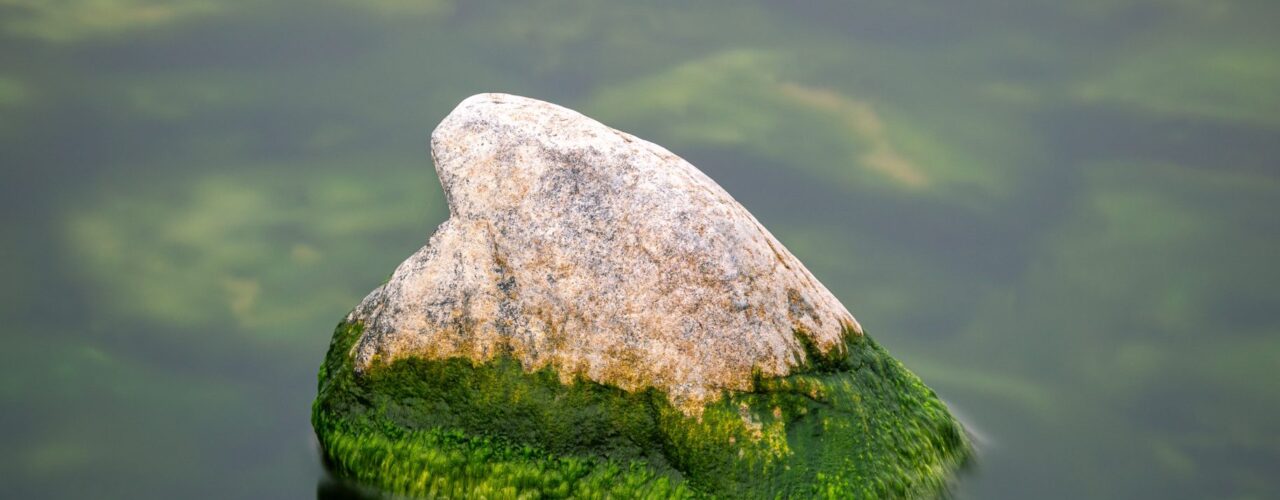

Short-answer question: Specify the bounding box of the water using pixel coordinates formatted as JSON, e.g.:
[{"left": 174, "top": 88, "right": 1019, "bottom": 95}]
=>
[{"left": 1, "top": 1, "right": 1278, "bottom": 498}]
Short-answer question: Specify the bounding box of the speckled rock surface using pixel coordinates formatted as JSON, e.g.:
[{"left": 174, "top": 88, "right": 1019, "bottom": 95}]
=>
[{"left": 350, "top": 93, "right": 862, "bottom": 413}]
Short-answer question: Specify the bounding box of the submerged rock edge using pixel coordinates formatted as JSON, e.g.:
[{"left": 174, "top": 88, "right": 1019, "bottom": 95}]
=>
[{"left": 349, "top": 93, "right": 865, "bottom": 413}]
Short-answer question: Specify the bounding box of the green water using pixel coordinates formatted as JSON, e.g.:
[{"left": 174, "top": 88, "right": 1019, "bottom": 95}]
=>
[{"left": 1, "top": 1, "right": 1277, "bottom": 498}]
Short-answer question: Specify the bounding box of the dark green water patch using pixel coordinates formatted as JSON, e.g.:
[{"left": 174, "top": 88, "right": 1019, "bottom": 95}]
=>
[{"left": 313, "top": 321, "right": 970, "bottom": 498}]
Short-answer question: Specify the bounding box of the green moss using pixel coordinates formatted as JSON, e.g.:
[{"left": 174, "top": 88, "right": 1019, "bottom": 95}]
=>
[{"left": 313, "top": 321, "right": 970, "bottom": 498}]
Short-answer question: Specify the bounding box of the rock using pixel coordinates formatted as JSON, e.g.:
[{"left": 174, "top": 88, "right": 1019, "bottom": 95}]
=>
[
  {"left": 353, "top": 93, "right": 861, "bottom": 413},
  {"left": 313, "top": 93, "right": 971, "bottom": 498}
]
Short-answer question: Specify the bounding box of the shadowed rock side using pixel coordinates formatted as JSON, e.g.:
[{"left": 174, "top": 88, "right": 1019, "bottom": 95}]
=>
[{"left": 314, "top": 93, "right": 971, "bottom": 498}]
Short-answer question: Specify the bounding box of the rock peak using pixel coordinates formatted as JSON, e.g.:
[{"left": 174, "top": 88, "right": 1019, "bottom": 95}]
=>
[{"left": 351, "top": 92, "right": 861, "bottom": 412}]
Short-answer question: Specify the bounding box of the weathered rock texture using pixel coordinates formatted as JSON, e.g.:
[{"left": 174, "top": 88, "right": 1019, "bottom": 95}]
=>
[
  {"left": 316, "top": 94, "right": 972, "bottom": 498},
  {"left": 350, "top": 93, "right": 862, "bottom": 412}
]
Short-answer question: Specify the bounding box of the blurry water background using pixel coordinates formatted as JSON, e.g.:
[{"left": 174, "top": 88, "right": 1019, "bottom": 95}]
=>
[{"left": 1, "top": 1, "right": 1278, "bottom": 498}]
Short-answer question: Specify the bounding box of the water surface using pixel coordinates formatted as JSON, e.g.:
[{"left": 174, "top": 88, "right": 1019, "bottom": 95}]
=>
[{"left": 1, "top": 1, "right": 1278, "bottom": 498}]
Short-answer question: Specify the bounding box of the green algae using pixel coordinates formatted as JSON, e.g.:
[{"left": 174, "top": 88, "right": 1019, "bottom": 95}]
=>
[
  {"left": 62, "top": 160, "right": 444, "bottom": 343},
  {"left": 0, "top": 0, "right": 221, "bottom": 43},
  {"left": 313, "top": 321, "right": 970, "bottom": 498},
  {"left": 584, "top": 49, "right": 1035, "bottom": 206}
]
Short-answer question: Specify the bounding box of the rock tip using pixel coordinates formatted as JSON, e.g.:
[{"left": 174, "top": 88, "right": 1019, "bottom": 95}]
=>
[{"left": 430, "top": 92, "right": 545, "bottom": 144}]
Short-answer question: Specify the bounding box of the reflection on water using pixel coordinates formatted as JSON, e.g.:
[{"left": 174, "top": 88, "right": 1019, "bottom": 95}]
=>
[
  {"left": 1, "top": 1, "right": 1278, "bottom": 498},
  {"left": 317, "top": 471, "right": 384, "bottom": 500}
]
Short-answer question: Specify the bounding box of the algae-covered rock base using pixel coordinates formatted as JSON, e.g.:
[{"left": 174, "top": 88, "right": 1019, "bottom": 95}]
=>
[
  {"left": 313, "top": 94, "right": 970, "bottom": 498},
  {"left": 315, "top": 322, "right": 968, "bottom": 498}
]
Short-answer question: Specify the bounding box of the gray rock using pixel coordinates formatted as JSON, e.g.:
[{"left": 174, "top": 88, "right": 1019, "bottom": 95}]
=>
[{"left": 350, "top": 93, "right": 862, "bottom": 413}]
